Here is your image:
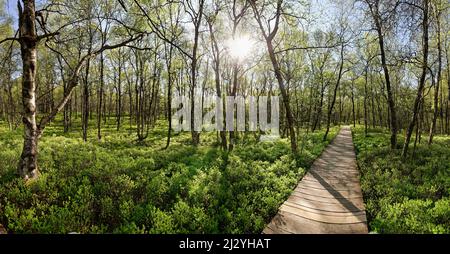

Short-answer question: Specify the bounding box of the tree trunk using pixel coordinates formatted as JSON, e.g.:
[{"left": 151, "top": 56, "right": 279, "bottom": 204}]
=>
[
  {"left": 189, "top": 0, "right": 204, "bottom": 145},
  {"left": 368, "top": 1, "right": 398, "bottom": 148},
  {"left": 402, "top": 1, "right": 428, "bottom": 157},
  {"left": 375, "top": 90, "right": 383, "bottom": 127},
  {"left": 82, "top": 57, "right": 91, "bottom": 142},
  {"left": 228, "top": 63, "right": 238, "bottom": 151},
  {"left": 370, "top": 79, "right": 376, "bottom": 128},
  {"left": 267, "top": 42, "right": 297, "bottom": 152},
  {"left": 82, "top": 29, "right": 93, "bottom": 142},
  {"left": 364, "top": 67, "right": 368, "bottom": 136},
  {"left": 428, "top": 6, "right": 442, "bottom": 144},
  {"left": 413, "top": 104, "right": 421, "bottom": 156},
  {"left": 312, "top": 82, "right": 325, "bottom": 132},
  {"left": 97, "top": 52, "right": 104, "bottom": 140},
  {"left": 17, "top": 0, "right": 39, "bottom": 180},
  {"left": 351, "top": 80, "right": 356, "bottom": 127},
  {"left": 250, "top": 0, "right": 297, "bottom": 153},
  {"left": 324, "top": 43, "right": 345, "bottom": 141},
  {"left": 164, "top": 46, "right": 173, "bottom": 149},
  {"left": 116, "top": 52, "right": 122, "bottom": 131},
  {"left": 446, "top": 41, "right": 450, "bottom": 135},
  {"left": 124, "top": 60, "right": 133, "bottom": 133},
  {"left": 207, "top": 19, "right": 227, "bottom": 149},
  {"left": 63, "top": 81, "right": 70, "bottom": 133}
]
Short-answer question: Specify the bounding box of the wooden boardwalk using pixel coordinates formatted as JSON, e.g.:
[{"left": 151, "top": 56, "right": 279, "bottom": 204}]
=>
[{"left": 263, "top": 126, "right": 368, "bottom": 234}]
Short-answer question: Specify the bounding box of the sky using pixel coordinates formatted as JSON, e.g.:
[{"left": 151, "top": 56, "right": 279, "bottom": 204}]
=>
[
  {"left": 5, "top": 0, "right": 18, "bottom": 29},
  {"left": 4, "top": 0, "right": 51, "bottom": 29}
]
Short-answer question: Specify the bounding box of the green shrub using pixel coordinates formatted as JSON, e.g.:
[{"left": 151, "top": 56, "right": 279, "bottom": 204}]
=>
[{"left": 352, "top": 126, "right": 450, "bottom": 233}]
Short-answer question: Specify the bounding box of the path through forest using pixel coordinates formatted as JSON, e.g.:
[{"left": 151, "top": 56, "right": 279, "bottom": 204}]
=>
[{"left": 263, "top": 126, "right": 368, "bottom": 234}]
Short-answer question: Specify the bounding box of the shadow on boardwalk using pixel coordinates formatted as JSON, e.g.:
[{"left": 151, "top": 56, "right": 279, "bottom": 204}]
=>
[{"left": 263, "top": 126, "right": 368, "bottom": 234}]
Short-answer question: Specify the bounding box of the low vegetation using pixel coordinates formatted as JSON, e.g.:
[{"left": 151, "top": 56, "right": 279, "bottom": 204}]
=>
[
  {"left": 352, "top": 126, "right": 450, "bottom": 233},
  {"left": 0, "top": 121, "right": 337, "bottom": 233}
]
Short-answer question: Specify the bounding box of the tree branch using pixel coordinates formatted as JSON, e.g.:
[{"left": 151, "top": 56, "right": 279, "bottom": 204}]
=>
[
  {"left": 275, "top": 44, "right": 340, "bottom": 54},
  {"left": 36, "top": 31, "right": 60, "bottom": 42},
  {"left": 132, "top": 0, "right": 193, "bottom": 59},
  {"left": 0, "top": 37, "right": 19, "bottom": 45}
]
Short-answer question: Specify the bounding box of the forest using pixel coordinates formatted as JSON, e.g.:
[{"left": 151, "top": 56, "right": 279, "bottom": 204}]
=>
[{"left": 0, "top": 0, "right": 449, "bottom": 234}]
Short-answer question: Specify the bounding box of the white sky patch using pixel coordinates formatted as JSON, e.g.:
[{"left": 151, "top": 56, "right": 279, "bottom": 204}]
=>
[{"left": 225, "top": 36, "right": 254, "bottom": 62}]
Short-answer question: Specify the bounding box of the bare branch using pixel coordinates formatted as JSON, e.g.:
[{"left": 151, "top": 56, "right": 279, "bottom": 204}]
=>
[
  {"left": 0, "top": 37, "right": 19, "bottom": 45},
  {"left": 132, "top": 0, "right": 193, "bottom": 59},
  {"left": 36, "top": 31, "right": 60, "bottom": 42},
  {"left": 275, "top": 44, "right": 341, "bottom": 54}
]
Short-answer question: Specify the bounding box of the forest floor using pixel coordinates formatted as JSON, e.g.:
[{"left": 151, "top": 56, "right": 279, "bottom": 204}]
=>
[
  {"left": 0, "top": 118, "right": 448, "bottom": 233},
  {"left": 264, "top": 126, "right": 368, "bottom": 234},
  {"left": 0, "top": 118, "right": 339, "bottom": 233},
  {"left": 352, "top": 126, "right": 450, "bottom": 233}
]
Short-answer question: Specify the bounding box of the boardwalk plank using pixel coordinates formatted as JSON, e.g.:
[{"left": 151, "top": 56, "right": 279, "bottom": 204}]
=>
[
  {"left": 263, "top": 126, "right": 368, "bottom": 234},
  {"left": 285, "top": 195, "right": 365, "bottom": 212},
  {"left": 279, "top": 204, "right": 367, "bottom": 224}
]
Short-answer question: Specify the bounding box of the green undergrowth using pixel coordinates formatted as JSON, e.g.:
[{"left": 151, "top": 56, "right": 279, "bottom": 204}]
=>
[
  {"left": 352, "top": 126, "right": 450, "bottom": 234},
  {"left": 0, "top": 120, "right": 338, "bottom": 233}
]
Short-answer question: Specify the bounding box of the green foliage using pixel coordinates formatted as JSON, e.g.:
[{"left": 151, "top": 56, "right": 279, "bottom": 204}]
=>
[
  {"left": 352, "top": 126, "right": 450, "bottom": 233},
  {"left": 0, "top": 123, "right": 337, "bottom": 233}
]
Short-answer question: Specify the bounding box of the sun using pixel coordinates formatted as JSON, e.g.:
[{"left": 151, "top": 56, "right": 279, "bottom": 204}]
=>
[{"left": 225, "top": 36, "right": 254, "bottom": 62}]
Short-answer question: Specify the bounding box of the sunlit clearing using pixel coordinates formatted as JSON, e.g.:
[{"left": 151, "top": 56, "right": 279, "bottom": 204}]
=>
[{"left": 226, "top": 36, "right": 253, "bottom": 61}]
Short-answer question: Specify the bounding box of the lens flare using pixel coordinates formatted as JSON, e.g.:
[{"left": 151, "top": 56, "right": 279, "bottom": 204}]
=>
[{"left": 225, "top": 36, "right": 253, "bottom": 61}]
